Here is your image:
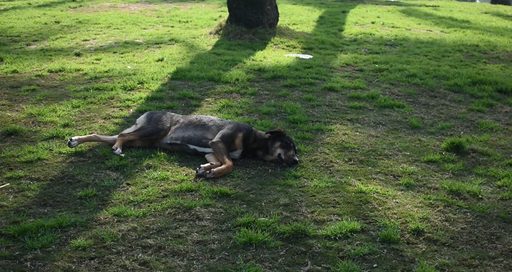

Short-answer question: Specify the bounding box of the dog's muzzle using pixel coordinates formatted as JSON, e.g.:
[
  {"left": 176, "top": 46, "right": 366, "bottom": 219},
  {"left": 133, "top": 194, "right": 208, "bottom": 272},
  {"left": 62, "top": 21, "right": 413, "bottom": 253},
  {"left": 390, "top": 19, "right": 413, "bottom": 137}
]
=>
[
  {"left": 291, "top": 158, "right": 299, "bottom": 166},
  {"left": 279, "top": 154, "right": 299, "bottom": 167}
]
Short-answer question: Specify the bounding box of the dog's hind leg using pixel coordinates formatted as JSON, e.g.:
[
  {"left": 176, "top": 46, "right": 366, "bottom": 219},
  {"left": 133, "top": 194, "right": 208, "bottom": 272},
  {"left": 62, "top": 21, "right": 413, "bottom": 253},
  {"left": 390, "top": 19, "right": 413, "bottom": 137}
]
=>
[
  {"left": 68, "top": 134, "right": 118, "bottom": 148},
  {"left": 111, "top": 132, "right": 139, "bottom": 156},
  {"left": 111, "top": 122, "right": 170, "bottom": 156}
]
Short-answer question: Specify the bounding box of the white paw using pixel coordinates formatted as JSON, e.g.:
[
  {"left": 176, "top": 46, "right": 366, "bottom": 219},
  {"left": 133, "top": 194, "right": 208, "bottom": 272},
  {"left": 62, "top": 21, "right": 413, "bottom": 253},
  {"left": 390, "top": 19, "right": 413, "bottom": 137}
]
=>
[
  {"left": 196, "top": 166, "right": 206, "bottom": 177},
  {"left": 67, "top": 138, "right": 79, "bottom": 148},
  {"left": 112, "top": 147, "right": 124, "bottom": 156},
  {"left": 204, "top": 169, "right": 215, "bottom": 179}
]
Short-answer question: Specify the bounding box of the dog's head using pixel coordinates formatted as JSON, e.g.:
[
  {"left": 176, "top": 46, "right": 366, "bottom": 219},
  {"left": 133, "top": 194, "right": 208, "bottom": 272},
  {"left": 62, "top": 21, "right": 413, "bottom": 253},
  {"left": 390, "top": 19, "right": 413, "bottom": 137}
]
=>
[{"left": 265, "top": 128, "right": 299, "bottom": 167}]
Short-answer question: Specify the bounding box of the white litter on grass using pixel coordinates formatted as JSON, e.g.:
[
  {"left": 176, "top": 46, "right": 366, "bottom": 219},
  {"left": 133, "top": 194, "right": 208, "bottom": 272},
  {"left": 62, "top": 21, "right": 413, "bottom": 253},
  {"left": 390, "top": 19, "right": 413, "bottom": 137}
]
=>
[{"left": 285, "top": 54, "right": 313, "bottom": 59}]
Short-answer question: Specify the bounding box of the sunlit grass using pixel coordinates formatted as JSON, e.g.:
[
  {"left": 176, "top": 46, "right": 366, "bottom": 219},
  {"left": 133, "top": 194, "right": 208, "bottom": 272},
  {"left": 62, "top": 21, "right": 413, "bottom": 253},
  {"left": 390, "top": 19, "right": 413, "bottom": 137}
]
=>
[{"left": 1, "top": 0, "right": 512, "bottom": 271}]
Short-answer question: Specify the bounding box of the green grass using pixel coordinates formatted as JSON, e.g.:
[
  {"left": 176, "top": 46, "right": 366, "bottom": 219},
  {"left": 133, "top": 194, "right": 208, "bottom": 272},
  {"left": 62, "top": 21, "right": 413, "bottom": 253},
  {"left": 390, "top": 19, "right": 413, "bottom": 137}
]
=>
[
  {"left": 399, "top": 177, "right": 416, "bottom": 188},
  {"left": 408, "top": 221, "right": 428, "bottom": 235},
  {"left": 477, "top": 120, "right": 502, "bottom": 132},
  {"left": 4, "top": 170, "right": 26, "bottom": 180},
  {"left": 234, "top": 228, "right": 273, "bottom": 246},
  {"left": 408, "top": 117, "right": 422, "bottom": 129},
  {"left": 94, "top": 229, "right": 121, "bottom": 243},
  {"left": 76, "top": 188, "right": 97, "bottom": 199},
  {"left": 1, "top": 125, "right": 27, "bottom": 137},
  {"left": 443, "top": 162, "right": 465, "bottom": 173},
  {"left": 415, "top": 261, "right": 438, "bottom": 272},
  {"left": 442, "top": 137, "right": 468, "bottom": 155},
  {"left": 2, "top": 215, "right": 82, "bottom": 249},
  {"left": 322, "top": 78, "right": 367, "bottom": 92},
  {"left": 422, "top": 153, "right": 456, "bottom": 163},
  {"left": 377, "top": 219, "right": 401, "bottom": 244},
  {"left": 70, "top": 238, "right": 93, "bottom": 250},
  {"left": 24, "top": 231, "right": 59, "bottom": 250},
  {"left": 441, "top": 179, "right": 486, "bottom": 197},
  {"left": 347, "top": 90, "right": 381, "bottom": 100},
  {"left": 347, "top": 102, "right": 365, "bottom": 109},
  {"left": 347, "top": 245, "right": 378, "bottom": 257},
  {"left": 320, "top": 218, "right": 362, "bottom": 239},
  {"left": 429, "top": 121, "right": 453, "bottom": 133},
  {"left": 1, "top": 0, "right": 512, "bottom": 271},
  {"left": 275, "top": 222, "right": 315, "bottom": 238},
  {"left": 235, "top": 214, "right": 281, "bottom": 230},
  {"left": 332, "top": 260, "right": 361, "bottom": 272}
]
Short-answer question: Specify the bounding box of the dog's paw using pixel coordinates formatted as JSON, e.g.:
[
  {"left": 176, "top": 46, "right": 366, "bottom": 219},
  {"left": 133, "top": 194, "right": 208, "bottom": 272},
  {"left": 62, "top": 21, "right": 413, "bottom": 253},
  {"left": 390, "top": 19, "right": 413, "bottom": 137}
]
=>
[
  {"left": 67, "top": 137, "right": 79, "bottom": 148},
  {"left": 112, "top": 146, "right": 124, "bottom": 157},
  {"left": 195, "top": 167, "right": 215, "bottom": 178},
  {"left": 195, "top": 166, "right": 206, "bottom": 177},
  {"left": 204, "top": 169, "right": 215, "bottom": 179}
]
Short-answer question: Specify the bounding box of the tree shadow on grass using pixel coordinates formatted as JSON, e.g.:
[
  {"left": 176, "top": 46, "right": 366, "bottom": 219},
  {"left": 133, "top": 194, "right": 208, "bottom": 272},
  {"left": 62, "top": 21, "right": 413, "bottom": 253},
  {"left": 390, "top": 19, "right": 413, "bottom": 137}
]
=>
[
  {"left": 0, "top": 0, "right": 84, "bottom": 14},
  {"left": 4, "top": 0, "right": 511, "bottom": 271},
  {"left": 487, "top": 10, "right": 512, "bottom": 21},
  {"left": 401, "top": 7, "right": 512, "bottom": 38}
]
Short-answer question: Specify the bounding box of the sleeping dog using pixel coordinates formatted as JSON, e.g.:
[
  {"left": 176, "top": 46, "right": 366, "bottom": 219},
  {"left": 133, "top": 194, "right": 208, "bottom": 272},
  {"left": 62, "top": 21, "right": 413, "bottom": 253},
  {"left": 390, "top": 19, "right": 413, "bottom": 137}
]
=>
[{"left": 67, "top": 111, "right": 298, "bottom": 178}]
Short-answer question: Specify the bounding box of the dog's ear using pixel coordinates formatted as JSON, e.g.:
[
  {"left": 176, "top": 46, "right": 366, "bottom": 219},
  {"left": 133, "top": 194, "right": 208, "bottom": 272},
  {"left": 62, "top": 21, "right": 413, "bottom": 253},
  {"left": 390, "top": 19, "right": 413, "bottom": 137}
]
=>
[{"left": 265, "top": 128, "right": 286, "bottom": 138}]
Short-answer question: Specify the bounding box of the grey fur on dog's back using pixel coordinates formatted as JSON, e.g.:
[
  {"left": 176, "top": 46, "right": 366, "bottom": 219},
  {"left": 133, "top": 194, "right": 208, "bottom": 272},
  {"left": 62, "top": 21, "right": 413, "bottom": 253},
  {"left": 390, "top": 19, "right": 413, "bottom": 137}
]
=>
[{"left": 149, "top": 112, "right": 253, "bottom": 149}]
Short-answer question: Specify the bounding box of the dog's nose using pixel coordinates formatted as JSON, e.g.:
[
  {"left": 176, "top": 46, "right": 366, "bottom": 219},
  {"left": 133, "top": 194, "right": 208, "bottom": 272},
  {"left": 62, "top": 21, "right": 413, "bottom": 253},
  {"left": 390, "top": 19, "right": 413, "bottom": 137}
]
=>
[{"left": 291, "top": 158, "right": 299, "bottom": 165}]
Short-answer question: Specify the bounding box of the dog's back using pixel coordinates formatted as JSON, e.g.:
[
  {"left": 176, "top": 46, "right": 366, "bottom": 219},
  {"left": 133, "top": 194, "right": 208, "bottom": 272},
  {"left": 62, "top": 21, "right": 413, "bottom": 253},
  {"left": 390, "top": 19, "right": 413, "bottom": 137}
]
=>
[{"left": 148, "top": 112, "right": 253, "bottom": 156}]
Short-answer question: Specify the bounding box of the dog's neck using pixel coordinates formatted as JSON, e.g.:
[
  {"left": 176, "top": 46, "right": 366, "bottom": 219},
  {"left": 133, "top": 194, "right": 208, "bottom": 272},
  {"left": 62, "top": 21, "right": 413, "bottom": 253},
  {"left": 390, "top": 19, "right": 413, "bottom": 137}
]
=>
[{"left": 244, "top": 129, "right": 277, "bottom": 161}]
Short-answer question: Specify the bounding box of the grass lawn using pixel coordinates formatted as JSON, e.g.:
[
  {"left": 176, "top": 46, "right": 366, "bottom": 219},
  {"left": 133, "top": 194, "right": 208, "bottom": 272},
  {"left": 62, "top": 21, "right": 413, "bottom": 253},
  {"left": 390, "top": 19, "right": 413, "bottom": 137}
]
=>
[{"left": 1, "top": 0, "right": 512, "bottom": 271}]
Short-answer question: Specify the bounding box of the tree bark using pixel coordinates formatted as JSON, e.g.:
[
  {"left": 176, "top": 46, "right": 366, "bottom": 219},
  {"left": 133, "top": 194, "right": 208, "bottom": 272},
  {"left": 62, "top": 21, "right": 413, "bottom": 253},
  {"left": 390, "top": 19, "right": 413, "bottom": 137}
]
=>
[{"left": 227, "top": 0, "right": 279, "bottom": 29}]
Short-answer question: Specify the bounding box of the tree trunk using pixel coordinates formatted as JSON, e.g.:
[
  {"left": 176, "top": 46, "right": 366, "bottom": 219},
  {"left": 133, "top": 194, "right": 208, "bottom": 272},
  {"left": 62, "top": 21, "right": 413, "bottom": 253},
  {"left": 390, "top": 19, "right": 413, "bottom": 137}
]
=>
[{"left": 227, "top": 0, "right": 279, "bottom": 29}]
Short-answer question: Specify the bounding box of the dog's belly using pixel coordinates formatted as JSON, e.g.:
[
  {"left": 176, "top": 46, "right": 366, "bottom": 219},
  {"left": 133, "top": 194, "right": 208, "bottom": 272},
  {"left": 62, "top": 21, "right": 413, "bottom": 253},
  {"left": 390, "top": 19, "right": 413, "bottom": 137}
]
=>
[
  {"left": 186, "top": 144, "right": 242, "bottom": 159},
  {"left": 158, "top": 141, "right": 243, "bottom": 159}
]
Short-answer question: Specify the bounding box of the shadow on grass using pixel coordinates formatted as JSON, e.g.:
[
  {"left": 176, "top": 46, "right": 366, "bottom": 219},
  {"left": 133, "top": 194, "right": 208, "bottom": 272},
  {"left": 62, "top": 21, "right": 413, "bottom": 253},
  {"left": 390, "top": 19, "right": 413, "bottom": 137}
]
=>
[
  {"left": 2, "top": 0, "right": 511, "bottom": 271},
  {"left": 401, "top": 7, "right": 512, "bottom": 38},
  {"left": 487, "top": 10, "right": 512, "bottom": 21},
  {"left": 0, "top": 0, "right": 84, "bottom": 13}
]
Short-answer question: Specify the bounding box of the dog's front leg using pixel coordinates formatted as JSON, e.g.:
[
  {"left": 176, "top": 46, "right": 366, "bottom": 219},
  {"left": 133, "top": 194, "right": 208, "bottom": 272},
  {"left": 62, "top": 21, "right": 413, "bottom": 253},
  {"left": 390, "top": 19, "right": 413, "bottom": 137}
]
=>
[
  {"left": 200, "top": 140, "right": 234, "bottom": 178},
  {"left": 196, "top": 153, "right": 222, "bottom": 177}
]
